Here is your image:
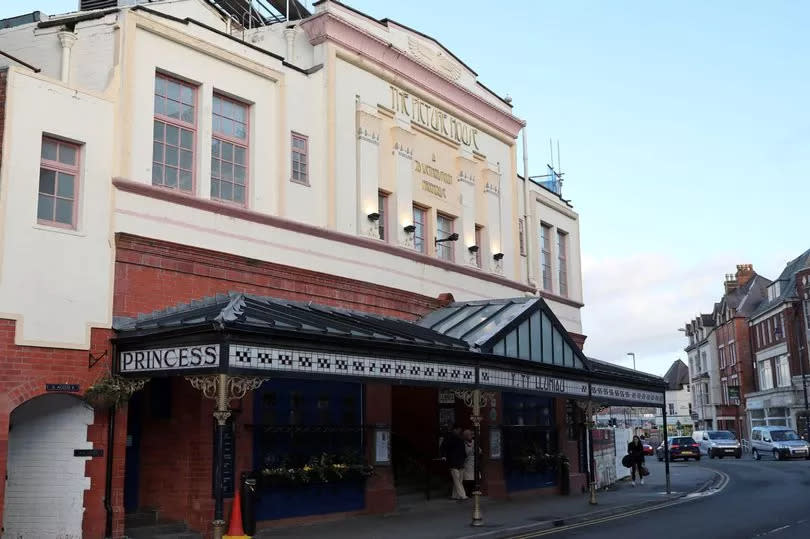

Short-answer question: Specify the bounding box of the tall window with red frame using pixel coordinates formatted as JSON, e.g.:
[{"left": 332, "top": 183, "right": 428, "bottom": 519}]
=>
[
  {"left": 413, "top": 205, "right": 427, "bottom": 254},
  {"left": 474, "top": 225, "right": 483, "bottom": 267},
  {"left": 38, "top": 137, "right": 80, "bottom": 228},
  {"left": 153, "top": 74, "right": 195, "bottom": 192},
  {"left": 211, "top": 94, "right": 248, "bottom": 205}
]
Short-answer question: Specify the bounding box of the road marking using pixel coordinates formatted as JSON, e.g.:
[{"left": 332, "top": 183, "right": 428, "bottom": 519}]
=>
[
  {"left": 506, "top": 469, "right": 730, "bottom": 539},
  {"left": 767, "top": 525, "right": 791, "bottom": 535}
]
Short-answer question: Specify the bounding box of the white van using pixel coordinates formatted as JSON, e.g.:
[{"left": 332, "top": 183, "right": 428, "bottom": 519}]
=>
[
  {"left": 692, "top": 430, "right": 741, "bottom": 459},
  {"left": 751, "top": 426, "right": 810, "bottom": 460}
]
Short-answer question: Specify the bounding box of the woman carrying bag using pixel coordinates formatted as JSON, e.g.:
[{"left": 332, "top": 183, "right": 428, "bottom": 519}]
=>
[{"left": 627, "top": 435, "right": 647, "bottom": 486}]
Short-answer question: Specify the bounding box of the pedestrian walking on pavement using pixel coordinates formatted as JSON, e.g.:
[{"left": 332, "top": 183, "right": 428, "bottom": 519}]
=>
[
  {"left": 441, "top": 424, "right": 468, "bottom": 500},
  {"left": 462, "top": 429, "right": 481, "bottom": 497},
  {"left": 627, "top": 435, "right": 646, "bottom": 486}
]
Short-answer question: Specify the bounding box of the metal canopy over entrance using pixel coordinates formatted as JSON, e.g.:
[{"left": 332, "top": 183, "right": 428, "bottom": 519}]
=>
[{"left": 112, "top": 292, "right": 665, "bottom": 405}]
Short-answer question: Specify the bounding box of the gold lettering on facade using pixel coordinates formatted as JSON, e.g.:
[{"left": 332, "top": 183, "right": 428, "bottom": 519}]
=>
[
  {"left": 414, "top": 161, "right": 453, "bottom": 185},
  {"left": 421, "top": 180, "right": 447, "bottom": 199},
  {"left": 389, "top": 85, "right": 480, "bottom": 150}
]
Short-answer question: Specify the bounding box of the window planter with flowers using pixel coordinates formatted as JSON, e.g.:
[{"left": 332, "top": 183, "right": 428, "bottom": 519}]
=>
[{"left": 257, "top": 452, "right": 373, "bottom": 489}]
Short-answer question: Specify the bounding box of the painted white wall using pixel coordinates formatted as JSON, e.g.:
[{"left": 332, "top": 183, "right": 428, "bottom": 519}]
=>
[
  {"left": 2, "top": 395, "right": 94, "bottom": 539},
  {"left": 530, "top": 185, "right": 583, "bottom": 307},
  {"left": 0, "top": 1, "right": 584, "bottom": 348},
  {"left": 0, "top": 69, "right": 115, "bottom": 348},
  {"left": 0, "top": 15, "right": 119, "bottom": 93},
  {"left": 317, "top": 0, "right": 513, "bottom": 112}
]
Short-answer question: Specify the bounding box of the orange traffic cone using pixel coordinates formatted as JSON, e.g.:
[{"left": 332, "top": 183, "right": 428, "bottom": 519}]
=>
[{"left": 224, "top": 488, "right": 249, "bottom": 539}]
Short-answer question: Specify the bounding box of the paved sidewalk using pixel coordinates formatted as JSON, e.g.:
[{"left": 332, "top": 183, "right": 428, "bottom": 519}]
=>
[{"left": 256, "top": 461, "right": 719, "bottom": 539}]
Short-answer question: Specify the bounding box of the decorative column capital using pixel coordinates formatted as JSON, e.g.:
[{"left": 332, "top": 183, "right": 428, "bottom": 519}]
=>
[{"left": 57, "top": 30, "right": 78, "bottom": 49}]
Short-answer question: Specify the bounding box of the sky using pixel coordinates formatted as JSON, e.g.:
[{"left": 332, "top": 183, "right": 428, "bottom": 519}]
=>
[{"left": 2, "top": 1, "right": 808, "bottom": 376}]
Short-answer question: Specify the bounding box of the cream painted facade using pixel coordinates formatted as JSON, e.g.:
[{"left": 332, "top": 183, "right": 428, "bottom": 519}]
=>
[{"left": 0, "top": 0, "right": 584, "bottom": 350}]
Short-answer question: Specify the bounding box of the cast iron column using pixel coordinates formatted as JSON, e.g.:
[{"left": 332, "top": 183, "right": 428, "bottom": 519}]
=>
[
  {"left": 662, "top": 392, "right": 671, "bottom": 494},
  {"left": 470, "top": 388, "right": 483, "bottom": 527},
  {"left": 212, "top": 373, "right": 231, "bottom": 539}
]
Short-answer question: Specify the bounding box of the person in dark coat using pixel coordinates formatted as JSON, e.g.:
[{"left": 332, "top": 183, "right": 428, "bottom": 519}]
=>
[
  {"left": 440, "top": 424, "right": 468, "bottom": 499},
  {"left": 627, "top": 435, "right": 646, "bottom": 486}
]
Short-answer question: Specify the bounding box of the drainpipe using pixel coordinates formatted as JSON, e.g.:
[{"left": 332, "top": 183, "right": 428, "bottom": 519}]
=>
[
  {"left": 284, "top": 25, "right": 296, "bottom": 62},
  {"left": 57, "top": 30, "right": 77, "bottom": 84},
  {"left": 522, "top": 127, "right": 536, "bottom": 288}
]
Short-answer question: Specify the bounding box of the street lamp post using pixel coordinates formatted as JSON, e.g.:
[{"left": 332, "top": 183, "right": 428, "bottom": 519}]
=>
[{"left": 627, "top": 352, "right": 636, "bottom": 371}]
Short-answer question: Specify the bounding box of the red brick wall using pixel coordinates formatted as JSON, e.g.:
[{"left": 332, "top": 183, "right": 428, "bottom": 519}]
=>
[
  {"left": 113, "top": 234, "right": 450, "bottom": 535},
  {"left": 114, "top": 233, "right": 442, "bottom": 320},
  {"left": 0, "top": 320, "right": 125, "bottom": 538}
]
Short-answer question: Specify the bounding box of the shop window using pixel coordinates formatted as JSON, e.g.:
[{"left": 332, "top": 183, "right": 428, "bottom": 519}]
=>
[
  {"left": 38, "top": 137, "right": 81, "bottom": 228},
  {"left": 153, "top": 73, "right": 196, "bottom": 192}
]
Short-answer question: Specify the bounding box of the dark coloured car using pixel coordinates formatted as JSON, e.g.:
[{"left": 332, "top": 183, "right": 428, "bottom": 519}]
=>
[{"left": 656, "top": 436, "right": 701, "bottom": 461}]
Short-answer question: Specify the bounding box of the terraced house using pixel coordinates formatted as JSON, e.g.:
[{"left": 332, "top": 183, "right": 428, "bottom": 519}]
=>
[
  {"left": 0, "top": 1, "right": 664, "bottom": 538},
  {"left": 745, "top": 250, "right": 810, "bottom": 438}
]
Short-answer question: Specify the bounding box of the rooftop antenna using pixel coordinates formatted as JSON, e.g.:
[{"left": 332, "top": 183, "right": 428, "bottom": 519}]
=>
[
  {"left": 557, "top": 139, "right": 561, "bottom": 175},
  {"left": 549, "top": 138, "right": 554, "bottom": 170}
]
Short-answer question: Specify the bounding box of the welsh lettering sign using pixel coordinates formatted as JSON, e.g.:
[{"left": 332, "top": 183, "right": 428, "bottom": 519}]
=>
[
  {"left": 478, "top": 367, "right": 589, "bottom": 398},
  {"left": 119, "top": 345, "right": 220, "bottom": 374},
  {"left": 74, "top": 448, "right": 103, "bottom": 457},
  {"left": 46, "top": 383, "right": 80, "bottom": 392}
]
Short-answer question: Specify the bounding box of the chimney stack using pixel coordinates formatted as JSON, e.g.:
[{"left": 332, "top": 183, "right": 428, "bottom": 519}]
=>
[
  {"left": 736, "top": 263, "right": 754, "bottom": 286},
  {"left": 724, "top": 273, "right": 738, "bottom": 295}
]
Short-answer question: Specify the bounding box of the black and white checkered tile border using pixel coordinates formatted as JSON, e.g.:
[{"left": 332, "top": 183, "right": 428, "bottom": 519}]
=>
[
  {"left": 230, "top": 345, "right": 476, "bottom": 385},
  {"left": 479, "top": 368, "right": 589, "bottom": 397},
  {"left": 591, "top": 383, "right": 664, "bottom": 404}
]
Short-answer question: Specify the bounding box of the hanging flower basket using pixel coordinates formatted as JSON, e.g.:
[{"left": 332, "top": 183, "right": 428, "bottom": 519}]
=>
[{"left": 84, "top": 374, "right": 145, "bottom": 409}]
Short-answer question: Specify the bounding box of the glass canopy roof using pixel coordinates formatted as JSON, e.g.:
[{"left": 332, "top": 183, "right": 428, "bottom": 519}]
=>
[{"left": 419, "top": 297, "right": 587, "bottom": 370}]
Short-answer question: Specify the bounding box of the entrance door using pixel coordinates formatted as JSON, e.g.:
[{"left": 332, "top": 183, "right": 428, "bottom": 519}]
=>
[
  {"left": 3, "top": 394, "right": 94, "bottom": 539},
  {"left": 391, "top": 386, "right": 443, "bottom": 495},
  {"left": 124, "top": 390, "right": 143, "bottom": 513}
]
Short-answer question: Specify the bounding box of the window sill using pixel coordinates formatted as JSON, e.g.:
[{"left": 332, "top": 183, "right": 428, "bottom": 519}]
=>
[
  {"left": 32, "top": 223, "right": 86, "bottom": 237},
  {"left": 290, "top": 178, "right": 311, "bottom": 187}
]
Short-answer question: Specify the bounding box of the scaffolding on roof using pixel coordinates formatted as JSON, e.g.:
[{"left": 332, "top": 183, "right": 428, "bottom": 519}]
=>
[{"left": 206, "top": 0, "right": 311, "bottom": 28}]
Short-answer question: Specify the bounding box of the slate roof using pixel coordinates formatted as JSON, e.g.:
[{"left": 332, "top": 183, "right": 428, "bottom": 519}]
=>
[
  {"left": 114, "top": 292, "right": 469, "bottom": 351},
  {"left": 749, "top": 249, "right": 810, "bottom": 319},
  {"left": 718, "top": 273, "right": 771, "bottom": 318},
  {"left": 663, "top": 359, "right": 690, "bottom": 390},
  {"left": 586, "top": 358, "right": 666, "bottom": 387}
]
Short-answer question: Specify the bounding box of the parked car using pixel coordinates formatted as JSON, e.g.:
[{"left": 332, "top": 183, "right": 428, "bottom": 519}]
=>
[
  {"left": 643, "top": 442, "right": 654, "bottom": 456},
  {"left": 693, "top": 430, "right": 742, "bottom": 459},
  {"left": 751, "top": 426, "right": 810, "bottom": 461},
  {"left": 656, "top": 436, "right": 701, "bottom": 461}
]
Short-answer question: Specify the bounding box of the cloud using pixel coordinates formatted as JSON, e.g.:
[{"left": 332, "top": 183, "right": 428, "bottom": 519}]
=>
[{"left": 580, "top": 251, "right": 736, "bottom": 376}]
